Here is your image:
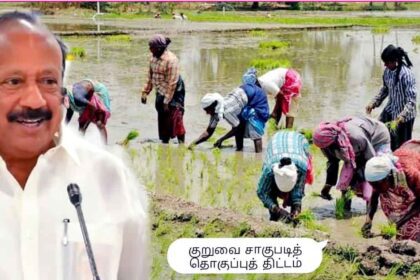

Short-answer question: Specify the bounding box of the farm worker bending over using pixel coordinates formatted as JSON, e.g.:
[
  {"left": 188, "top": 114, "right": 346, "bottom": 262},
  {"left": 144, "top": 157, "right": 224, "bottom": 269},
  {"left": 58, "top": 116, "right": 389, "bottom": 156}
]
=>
[
  {"left": 65, "top": 79, "right": 111, "bottom": 143},
  {"left": 189, "top": 68, "right": 269, "bottom": 153},
  {"left": 313, "top": 116, "right": 391, "bottom": 212},
  {"left": 363, "top": 140, "right": 420, "bottom": 241},
  {"left": 257, "top": 131, "right": 313, "bottom": 221},
  {"left": 258, "top": 67, "right": 302, "bottom": 128}
]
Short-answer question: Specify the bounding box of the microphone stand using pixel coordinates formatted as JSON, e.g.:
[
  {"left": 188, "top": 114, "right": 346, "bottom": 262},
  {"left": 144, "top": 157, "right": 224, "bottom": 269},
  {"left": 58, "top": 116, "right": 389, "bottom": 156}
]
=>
[
  {"left": 75, "top": 203, "right": 101, "bottom": 280},
  {"left": 67, "top": 183, "right": 101, "bottom": 280}
]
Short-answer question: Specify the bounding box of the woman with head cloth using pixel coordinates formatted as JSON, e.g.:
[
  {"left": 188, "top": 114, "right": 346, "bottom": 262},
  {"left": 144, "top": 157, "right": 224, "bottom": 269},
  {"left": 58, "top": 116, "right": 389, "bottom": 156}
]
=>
[
  {"left": 257, "top": 131, "right": 314, "bottom": 221},
  {"left": 313, "top": 116, "right": 391, "bottom": 213},
  {"left": 65, "top": 79, "right": 111, "bottom": 143},
  {"left": 141, "top": 34, "right": 186, "bottom": 144},
  {"left": 363, "top": 140, "right": 420, "bottom": 241},
  {"left": 366, "top": 44, "right": 417, "bottom": 151},
  {"left": 257, "top": 67, "right": 302, "bottom": 128}
]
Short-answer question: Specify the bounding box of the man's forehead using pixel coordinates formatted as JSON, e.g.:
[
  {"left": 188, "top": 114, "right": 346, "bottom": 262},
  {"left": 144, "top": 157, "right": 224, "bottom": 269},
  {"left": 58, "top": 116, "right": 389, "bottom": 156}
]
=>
[
  {"left": 0, "top": 20, "right": 63, "bottom": 71},
  {"left": 0, "top": 18, "right": 56, "bottom": 44}
]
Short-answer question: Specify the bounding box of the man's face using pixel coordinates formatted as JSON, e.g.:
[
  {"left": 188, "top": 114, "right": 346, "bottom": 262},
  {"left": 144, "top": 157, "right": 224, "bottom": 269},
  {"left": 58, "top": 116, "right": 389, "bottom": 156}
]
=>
[
  {"left": 0, "top": 22, "right": 63, "bottom": 160},
  {"left": 384, "top": 60, "right": 397, "bottom": 70}
]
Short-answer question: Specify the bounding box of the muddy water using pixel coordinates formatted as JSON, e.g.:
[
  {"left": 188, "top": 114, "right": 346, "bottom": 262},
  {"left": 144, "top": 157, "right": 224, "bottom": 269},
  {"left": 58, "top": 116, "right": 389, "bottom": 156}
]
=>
[
  {"left": 61, "top": 26, "right": 420, "bottom": 143},
  {"left": 61, "top": 25, "right": 418, "bottom": 245}
]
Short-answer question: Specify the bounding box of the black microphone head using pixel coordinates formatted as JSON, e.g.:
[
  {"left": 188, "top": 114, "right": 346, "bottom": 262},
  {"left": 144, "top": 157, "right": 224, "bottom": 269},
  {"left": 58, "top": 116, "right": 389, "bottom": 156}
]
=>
[{"left": 67, "top": 183, "right": 82, "bottom": 207}]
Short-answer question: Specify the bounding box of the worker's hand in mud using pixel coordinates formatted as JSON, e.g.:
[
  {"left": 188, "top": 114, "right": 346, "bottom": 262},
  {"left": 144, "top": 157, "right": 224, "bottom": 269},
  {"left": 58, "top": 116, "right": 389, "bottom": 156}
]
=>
[
  {"left": 365, "top": 104, "right": 374, "bottom": 115},
  {"left": 187, "top": 143, "right": 195, "bottom": 150},
  {"left": 361, "top": 222, "right": 374, "bottom": 238},
  {"left": 270, "top": 206, "right": 293, "bottom": 224},
  {"left": 213, "top": 138, "right": 223, "bottom": 148},
  {"left": 163, "top": 103, "right": 170, "bottom": 112},
  {"left": 141, "top": 96, "right": 147, "bottom": 104}
]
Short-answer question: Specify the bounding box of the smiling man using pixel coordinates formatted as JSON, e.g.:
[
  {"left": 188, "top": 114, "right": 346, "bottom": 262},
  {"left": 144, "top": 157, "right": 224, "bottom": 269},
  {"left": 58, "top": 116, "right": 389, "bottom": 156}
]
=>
[{"left": 0, "top": 12, "right": 148, "bottom": 279}]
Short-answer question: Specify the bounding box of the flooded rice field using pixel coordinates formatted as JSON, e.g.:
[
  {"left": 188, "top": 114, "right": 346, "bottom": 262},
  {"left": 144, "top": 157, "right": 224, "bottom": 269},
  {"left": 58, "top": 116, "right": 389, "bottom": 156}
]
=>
[
  {"left": 57, "top": 19, "right": 419, "bottom": 263},
  {"left": 60, "top": 24, "right": 420, "bottom": 143}
]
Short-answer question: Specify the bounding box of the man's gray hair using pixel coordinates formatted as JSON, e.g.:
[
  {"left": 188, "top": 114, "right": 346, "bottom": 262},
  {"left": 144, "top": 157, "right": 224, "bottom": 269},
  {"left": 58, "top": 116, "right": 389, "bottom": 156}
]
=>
[{"left": 0, "top": 11, "right": 68, "bottom": 77}]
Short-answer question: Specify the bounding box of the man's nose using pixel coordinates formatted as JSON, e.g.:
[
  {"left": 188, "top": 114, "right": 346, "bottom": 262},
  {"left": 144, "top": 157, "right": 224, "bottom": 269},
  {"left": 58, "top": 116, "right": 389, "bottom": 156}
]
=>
[{"left": 19, "top": 83, "right": 47, "bottom": 109}]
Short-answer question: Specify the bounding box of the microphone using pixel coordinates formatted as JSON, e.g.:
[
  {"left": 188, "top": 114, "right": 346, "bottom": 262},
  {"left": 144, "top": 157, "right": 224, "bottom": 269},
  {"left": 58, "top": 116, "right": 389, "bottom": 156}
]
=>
[{"left": 67, "top": 183, "right": 101, "bottom": 280}]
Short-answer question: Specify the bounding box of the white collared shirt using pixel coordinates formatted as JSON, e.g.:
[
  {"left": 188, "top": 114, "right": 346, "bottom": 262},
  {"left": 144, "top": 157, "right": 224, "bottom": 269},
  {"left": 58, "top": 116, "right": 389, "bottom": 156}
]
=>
[{"left": 0, "top": 126, "right": 149, "bottom": 280}]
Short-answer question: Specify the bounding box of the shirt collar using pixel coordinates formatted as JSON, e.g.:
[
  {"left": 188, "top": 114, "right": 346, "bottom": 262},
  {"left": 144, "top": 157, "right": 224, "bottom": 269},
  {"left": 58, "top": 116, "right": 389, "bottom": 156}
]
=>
[{"left": 53, "top": 125, "right": 81, "bottom": 166}]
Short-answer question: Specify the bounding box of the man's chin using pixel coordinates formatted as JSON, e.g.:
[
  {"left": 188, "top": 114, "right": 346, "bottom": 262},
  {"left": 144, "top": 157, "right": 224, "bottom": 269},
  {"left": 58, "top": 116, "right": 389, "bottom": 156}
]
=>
[{"left": 8, "top": 138, "right": 55, "bottom": 158}]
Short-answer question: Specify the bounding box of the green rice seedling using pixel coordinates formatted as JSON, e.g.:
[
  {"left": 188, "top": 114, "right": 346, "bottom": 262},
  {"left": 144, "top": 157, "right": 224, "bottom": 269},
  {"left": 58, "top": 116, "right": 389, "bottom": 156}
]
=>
[
  {"left": 297, "top": 209, "right": 315, "bottom": 222},
  {"left": 128, "top": 148, "right": 137, "bottom": 159},
  {"left": 299, "top": 128, "right": 313, "bottom": 143},
  {"left": 243, "top": 203, "right": 253, "bottom": 215},
  {"left": 297, "top": 209, "right": 328, "bottom": 232},
  {"left": 386, "top": 120, "right": 399, "bottom": 135},
  {"left": 412, "top": 35, "right": 420, "bottom": 44},
  {"left": 384, "top": 263, "right": 404, "bottom": 280},
  {"left": 212, "top": 147, "right": 221, "bottom": 163},
  {"left": 257, "top": 47, "right": 289, "bottom": 57},
  {"left": 155, "top": 222, "right": 171, "bottom": 237},
  {"left": 345, "top": 190, "right": 355, "bottom": 200},
  {"left": 190, "top": 148, "right": 196, "bottom": 162},
  {"left": 216, "top": 183, "right": 222, "bottom": 194},
  {"left": 335, "top": 190, "right": 354, "bottom": 219},
  {"left": 250, "top": 58, "right": 291, "bottom": 71},
  {"left": 199, "top": 151, "right": 208, "bottom": 165},
  {"left": 371, "top": 26, "right": 390, "bottom": 34},
  {"left": 335, "top": 196, "right": 346, "bottom": 219},
  {"left": 121, "top": 129, "right": 139, "bottom": 146},
  {"left": 310, "top": 191, "right": 319, "bottom": 197},
  {"left": 249, "top": 30, "right": 267, "bottom": 37},
  {"left": 267, "top": 118, "right": 278, "bottom": 136},
  {"left": 203, "top": 218, "right": 225, "bottom": 236},
  {"left": 232, "top": 222, "right": 252, "bottom": 237},
  {"left": 409, "top": 264, "right": 420, "bottom": 275},
  {"left": 105, "top": 34, "right": 132, "bottom": 42},
  {"left": 335, "top": 245, "right": 358, "bottom": 262},
  {"left": 69, "top": 47, "right": 86, "bottom": 58},
  {"left": 227, "top": 187, "right": 233, "bottom": 204},
  {"left": 380, "top": 222, "right": 397, "bottom": 239},
  {"left": 258, "top": 41, "right": 290, "bottom": 50}
]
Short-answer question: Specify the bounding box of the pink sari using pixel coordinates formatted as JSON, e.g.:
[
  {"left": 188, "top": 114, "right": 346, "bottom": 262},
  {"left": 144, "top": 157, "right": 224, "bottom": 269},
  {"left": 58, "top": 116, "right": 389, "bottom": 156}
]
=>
[
  {"left": 279, "top": 69, "right": 302, "bottom": 114},
  {"left": 78, "top": 94, "right": 111, "bottom": 126},
  {"left": 380, "top": 185, "right": 419, "bottom": 241}
]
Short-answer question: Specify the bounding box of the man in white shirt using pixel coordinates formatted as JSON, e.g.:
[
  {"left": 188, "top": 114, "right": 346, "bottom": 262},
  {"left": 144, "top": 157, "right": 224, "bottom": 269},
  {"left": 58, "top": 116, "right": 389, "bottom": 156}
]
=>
[
  {"left": 0, "top": 11, "right": 149, "bottom": 280},
  {"left": 258, "top": 68, "right": 302, "bottom": 128}
]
